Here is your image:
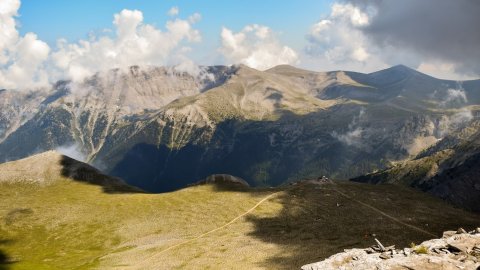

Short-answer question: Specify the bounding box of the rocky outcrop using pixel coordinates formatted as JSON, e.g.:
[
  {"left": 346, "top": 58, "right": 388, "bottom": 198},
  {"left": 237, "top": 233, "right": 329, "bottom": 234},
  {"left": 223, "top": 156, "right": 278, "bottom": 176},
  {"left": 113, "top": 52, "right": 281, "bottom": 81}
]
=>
[{"left": 302, "top": 228, "right": 480, "bottom": 270}]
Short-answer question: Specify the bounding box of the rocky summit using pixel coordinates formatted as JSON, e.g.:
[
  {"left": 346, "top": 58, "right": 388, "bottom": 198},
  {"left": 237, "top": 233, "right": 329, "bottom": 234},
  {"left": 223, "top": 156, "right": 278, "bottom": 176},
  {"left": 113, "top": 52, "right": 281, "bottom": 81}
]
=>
[{"left": 302, "top": 228, "right": 480, "bottom": 270}]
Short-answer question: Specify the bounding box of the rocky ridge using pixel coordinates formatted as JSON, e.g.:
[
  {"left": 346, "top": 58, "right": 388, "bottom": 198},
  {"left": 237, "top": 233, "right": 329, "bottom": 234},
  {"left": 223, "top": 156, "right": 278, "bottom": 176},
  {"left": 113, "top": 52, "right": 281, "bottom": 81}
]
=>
[
  {"left": 1, "top": 64, "right": 480, "bottom": 193},
  {"left": 302, "top": 228, "right": 480, "bottom": 270}
]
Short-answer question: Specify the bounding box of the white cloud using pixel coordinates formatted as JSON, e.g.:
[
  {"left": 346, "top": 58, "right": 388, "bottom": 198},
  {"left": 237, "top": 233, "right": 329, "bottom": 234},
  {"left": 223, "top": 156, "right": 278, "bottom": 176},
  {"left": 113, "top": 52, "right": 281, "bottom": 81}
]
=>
[
  {"left": 438, "top": 109, "right": 473, "bottom": 137},
  {"left": 331, "top": 108, "right": 366, "bottom": 148},
  {"left": 0, "top": 0, "right": 20, "bottom": 64},
  {"left": 56, "top": 143, "right": 87, "bottom": 162},
  {"left": 417, "top": 61, "right": 476, "bottom": 80},
  {"left": 189, "top": 13, "right": 201, "bottom": 24},
  {"left": 443, "top": 88, "right": 468, "bottom": 105},
  {"left": 306, "top": 3, "right": 373, "bottom": 65},
  {"left": 332, "top": 127, "right": 364, "bottom": 147},
  {"left": 0, "top": 1, "right": 203, "bottom": 89},
  {"left": 51, "top": 9, "right": 202, "bottom": 82},
  {"left": 168, "top": 6, "right": 179, "bottom": 16},
  {"left": 0, "top": 0, "right": 50, "bottom": 89},
  {"left": 219, "top": 24, "right": 299, "bottom": 70},
  {"left": 304, "top": 2, "right": 479, "bottom": 80}
]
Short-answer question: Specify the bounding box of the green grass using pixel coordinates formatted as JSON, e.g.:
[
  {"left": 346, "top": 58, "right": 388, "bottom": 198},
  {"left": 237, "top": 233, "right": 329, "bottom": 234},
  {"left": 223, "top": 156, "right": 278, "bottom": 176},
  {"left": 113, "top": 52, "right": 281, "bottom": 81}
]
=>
[
  {"left": 410, "top": 243, "right": 429, "bottom": 254},
  {"left": 0, "top": 179, "right": 271, "bottom": 269},
  {"left": 0, "top": 178, "right": 478, "bottom": 269}
]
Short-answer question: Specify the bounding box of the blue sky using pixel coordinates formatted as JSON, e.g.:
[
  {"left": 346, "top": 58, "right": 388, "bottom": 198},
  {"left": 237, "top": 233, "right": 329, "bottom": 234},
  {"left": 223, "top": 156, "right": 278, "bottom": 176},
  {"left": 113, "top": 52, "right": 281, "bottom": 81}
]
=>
[
  {"left": 0, "top": 0, "right": 477, "bottom": 89},
  {"left": 18, "top": 0, "right": 332, "bottom": 55}
]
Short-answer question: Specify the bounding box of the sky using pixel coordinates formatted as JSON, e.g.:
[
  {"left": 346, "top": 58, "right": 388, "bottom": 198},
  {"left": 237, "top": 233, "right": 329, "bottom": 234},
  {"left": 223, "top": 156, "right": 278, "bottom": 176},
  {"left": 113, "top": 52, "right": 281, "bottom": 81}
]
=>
[{"left": 1, "top": 0, "right": 480, "bottom": 90}]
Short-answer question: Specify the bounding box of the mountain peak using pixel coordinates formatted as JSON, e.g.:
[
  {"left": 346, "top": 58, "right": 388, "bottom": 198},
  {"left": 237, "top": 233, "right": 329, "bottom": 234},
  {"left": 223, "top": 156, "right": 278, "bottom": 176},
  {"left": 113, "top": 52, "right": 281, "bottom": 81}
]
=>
[
  {"left": 372, "top": 64, "right": 419, "bottom": 76},
  {"left": 391, "top": 64, "right": 415, "bottom": 72},
  {"left": 366, "top": 64, "right": 432, "bottom": 84},
  {"left": 266, "top": 64, "right": 314, "bottom": 75}
]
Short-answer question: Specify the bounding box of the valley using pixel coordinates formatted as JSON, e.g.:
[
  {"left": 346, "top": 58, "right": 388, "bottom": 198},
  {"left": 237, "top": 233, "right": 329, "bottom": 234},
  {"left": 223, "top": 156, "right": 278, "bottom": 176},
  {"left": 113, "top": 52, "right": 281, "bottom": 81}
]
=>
[
  {"left": 1, "top": 65, "right": 479, "bottom": 194},
  {"left": 2, "top": 1, "right": 480, "bottom": 269}
]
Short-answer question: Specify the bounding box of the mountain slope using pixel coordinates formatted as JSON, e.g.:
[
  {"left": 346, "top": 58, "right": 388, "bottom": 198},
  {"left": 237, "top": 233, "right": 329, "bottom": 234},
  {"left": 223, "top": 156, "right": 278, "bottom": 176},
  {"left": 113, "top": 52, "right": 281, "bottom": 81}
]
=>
[
  {"left": 1, "top": 154, "right": 479, "bottom": 269},
  {"left": 0, "top": 65, "right": 479, "bottom": 192},
  {"left": 0, "top": 151, "right": 140, "bottom": 193},
  {"left": 353, "top": 120, "right": 480, "bottom": 212}
]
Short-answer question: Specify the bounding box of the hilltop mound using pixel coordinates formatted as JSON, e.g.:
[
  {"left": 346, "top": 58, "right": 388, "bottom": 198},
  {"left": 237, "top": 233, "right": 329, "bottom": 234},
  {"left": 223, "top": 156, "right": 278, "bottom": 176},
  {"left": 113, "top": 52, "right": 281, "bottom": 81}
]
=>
[{"left": 0, "top": 151, "right": 140, "bottom": 193}]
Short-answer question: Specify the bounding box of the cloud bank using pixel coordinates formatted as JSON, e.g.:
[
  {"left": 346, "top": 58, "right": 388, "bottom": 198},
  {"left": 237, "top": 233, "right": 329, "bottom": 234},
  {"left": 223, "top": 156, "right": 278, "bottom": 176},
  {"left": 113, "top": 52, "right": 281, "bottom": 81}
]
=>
[
  {"left": 0, "top": 0, "right": 202, "bottom": 89},
  {"left": 305, "top": 0, "right": 480, "bottom": 79},
  {"left": 2, "top": 0, "right": 479, "bottom": 90},
  {"left": 0, "top": 0, "right": 50, "bottom": 89},
  {"left": 52, "top": 9, "right": 201, "bottom": 82},
  {"left": 219, "top": 24, "right": 299, "bottom": 70}
]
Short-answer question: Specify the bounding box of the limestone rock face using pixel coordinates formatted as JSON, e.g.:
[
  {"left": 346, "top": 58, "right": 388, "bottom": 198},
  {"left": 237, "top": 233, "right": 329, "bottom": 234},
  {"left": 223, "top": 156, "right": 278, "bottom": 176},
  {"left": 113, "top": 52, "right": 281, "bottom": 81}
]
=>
[{"left": 302, "top": 229, "right": 480, "bottom": 270}]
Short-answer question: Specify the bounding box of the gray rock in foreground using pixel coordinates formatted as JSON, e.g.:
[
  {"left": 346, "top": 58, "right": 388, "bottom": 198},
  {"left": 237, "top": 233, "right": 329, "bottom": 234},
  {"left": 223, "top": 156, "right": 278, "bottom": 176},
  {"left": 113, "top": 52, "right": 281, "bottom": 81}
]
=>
[{"left": 302, "top": 228, "right": 480, "bottom": 270}]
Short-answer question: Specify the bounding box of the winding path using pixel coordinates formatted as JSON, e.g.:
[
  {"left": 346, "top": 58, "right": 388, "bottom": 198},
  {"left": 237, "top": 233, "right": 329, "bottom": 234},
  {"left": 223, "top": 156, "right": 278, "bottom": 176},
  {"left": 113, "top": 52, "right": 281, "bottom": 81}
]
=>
[
  {"left": 151, "top": 190, "right": 281, "bottom": 257},
  {"left": 330, "top": 182, "right": 437, "bottom": 238},
  {"left": 141, "top": 180, "right": 436, "bottom": 266}
]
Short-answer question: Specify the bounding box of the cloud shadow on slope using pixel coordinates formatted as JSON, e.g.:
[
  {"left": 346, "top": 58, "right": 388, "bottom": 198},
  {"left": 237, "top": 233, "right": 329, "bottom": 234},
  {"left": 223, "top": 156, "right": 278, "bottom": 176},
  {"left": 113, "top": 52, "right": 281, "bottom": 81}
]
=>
[
  {"left": 59, "top": 155, "right": 144, "bottom": 194},
  {"left": 241, "top": 181, "right": 480, "bottom": 269},
  {"left": 0, "top": 239, "right": 15, "bottom": 270},
  {"left": 0, "top": 251, "right": 11, "bottom": 270}
]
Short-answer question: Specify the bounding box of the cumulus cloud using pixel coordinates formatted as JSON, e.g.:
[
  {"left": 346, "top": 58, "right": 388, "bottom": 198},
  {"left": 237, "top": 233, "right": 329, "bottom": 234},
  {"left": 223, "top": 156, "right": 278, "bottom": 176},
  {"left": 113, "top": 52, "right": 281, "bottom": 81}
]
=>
[
  {"left": 356, "top": 0, "right": 480, "bottom": 76},
  {"left": 51, "top": 9, "right": 202, "bottom": 82},
  {"left": 306, "top": 3, "right": 372, "bottom": 64},
  {"left": 306, "top": 0, "right": 480, "bottom": 79},
  {"left": 305, "top": 2, "right": 388, "bottom": 73},
  {"left": 0, "top": 0, "right": 204, "bottom": 89},
  {"left": 0, "top": 0, "right": 50, "bottom": 89},
  {"left": 219, "top": 24, "right": 299, "bottom": 70},
  {"left": 168, "top": 6, "right": 179, "bottom": 16}
]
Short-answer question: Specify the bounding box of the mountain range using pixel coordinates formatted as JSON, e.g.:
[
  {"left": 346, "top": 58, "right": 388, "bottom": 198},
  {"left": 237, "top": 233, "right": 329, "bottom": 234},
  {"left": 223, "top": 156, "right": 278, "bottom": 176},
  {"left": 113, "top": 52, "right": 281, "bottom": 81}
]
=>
[
  {"left": 1, "top": 64, "right": 479, "bottom": 196},
  {"left": 1, "top": 151, "right": 478, "bottom": 269}
]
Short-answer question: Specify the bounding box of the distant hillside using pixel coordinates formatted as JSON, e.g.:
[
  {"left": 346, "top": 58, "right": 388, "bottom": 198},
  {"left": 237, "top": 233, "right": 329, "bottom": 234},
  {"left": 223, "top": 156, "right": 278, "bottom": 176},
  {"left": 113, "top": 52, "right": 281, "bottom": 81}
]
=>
[
  {"left": 1, "top": 154, "right": 479, "bottom": 269},
  {"left": 353, "top": 120, "right": 480, "bottom": 212},
  {"left": 0, "top": 150, "right": 141, "bottom": 193},
  {"left": 1, "top": 64, "right": 480, "bottom": 192}
]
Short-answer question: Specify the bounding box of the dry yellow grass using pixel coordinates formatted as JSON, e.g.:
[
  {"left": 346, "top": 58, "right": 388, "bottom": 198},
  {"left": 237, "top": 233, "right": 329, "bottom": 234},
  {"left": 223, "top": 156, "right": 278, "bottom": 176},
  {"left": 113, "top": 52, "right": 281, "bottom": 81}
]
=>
[{"left": 1, "top": 154, "right": 479, "bottom": 269}]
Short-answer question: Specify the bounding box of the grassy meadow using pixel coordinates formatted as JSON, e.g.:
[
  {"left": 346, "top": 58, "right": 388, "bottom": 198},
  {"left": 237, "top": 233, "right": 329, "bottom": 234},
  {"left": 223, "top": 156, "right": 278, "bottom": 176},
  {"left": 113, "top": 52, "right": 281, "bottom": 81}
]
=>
[{"left": 0, "top": 173, "right": 479, "bottom": 269}]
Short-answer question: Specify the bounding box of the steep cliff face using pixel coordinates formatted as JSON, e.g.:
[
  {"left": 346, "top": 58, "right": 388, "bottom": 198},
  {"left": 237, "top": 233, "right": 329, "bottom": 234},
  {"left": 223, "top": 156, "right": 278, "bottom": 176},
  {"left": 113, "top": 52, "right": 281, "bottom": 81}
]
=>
[
  {"left": 0, "top": 89, "right": 48, "bottom": 144},
  {"left": 1, "top": 65, "right": 479, "bottom": 192}
]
